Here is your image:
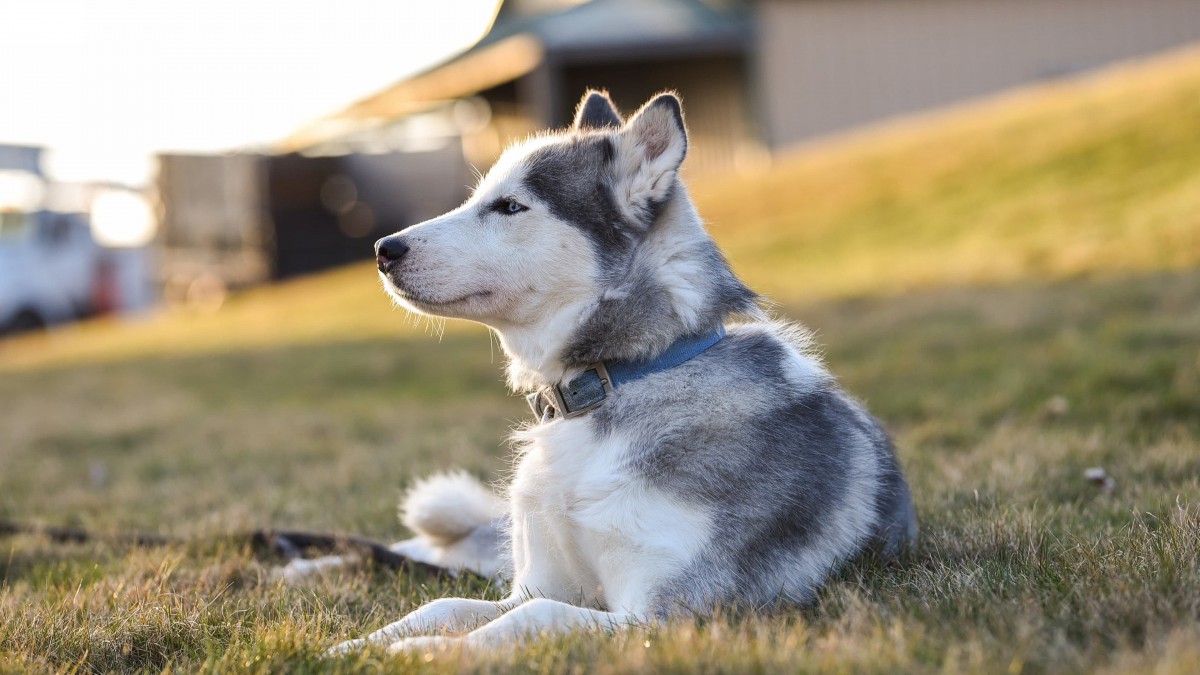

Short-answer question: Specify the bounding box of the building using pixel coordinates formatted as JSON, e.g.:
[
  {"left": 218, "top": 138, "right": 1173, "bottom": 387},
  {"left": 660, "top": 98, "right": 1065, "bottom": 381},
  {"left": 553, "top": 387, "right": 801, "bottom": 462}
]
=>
[
  {"left": 756, "top": 0, "right": 1200, "bottom": 148},
  {"left": 284, "top": 0, "right": 763, "bottom": 177},
  {"left": 285, "top": 0, "right": 1200, "bottom": 176},
  {"left": 154, "top": 144, "right": 468, "bottom": 304}
]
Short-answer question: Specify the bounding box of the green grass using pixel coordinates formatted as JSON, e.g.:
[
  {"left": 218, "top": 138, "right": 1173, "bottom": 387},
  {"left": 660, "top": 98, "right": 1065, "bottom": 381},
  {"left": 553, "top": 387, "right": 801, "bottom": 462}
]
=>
[
  {"left": 3, "top": 49, "right": 1200, "bottom": 673},
  {"left": 695, "top": 47, "right": 1200, "bottom": 298}
]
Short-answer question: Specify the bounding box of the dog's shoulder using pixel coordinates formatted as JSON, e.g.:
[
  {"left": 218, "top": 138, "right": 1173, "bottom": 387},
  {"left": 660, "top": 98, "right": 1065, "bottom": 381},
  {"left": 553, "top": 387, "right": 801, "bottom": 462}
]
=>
[{"left": 593, "top": 319, "right": 889, "bottom": 505}]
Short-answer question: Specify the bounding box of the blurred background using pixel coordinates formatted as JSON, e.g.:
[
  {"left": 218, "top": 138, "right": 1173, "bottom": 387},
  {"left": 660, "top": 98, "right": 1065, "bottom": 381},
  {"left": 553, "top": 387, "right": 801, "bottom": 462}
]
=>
[{"left": 3, "top": 0, "right": 1198, "bottom": 330}]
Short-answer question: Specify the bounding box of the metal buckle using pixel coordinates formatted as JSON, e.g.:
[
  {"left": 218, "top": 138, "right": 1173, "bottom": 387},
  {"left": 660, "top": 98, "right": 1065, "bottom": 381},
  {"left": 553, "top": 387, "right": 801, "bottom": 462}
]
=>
[{"left": 549, "top": 362, "right": 614, "bottom": 419}]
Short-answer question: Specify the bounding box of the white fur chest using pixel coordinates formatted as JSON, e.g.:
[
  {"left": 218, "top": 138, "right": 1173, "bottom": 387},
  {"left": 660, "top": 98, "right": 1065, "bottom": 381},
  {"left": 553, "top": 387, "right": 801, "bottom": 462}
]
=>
[{"left": 508, "top": 418, "right": 712, "bottom": 612}]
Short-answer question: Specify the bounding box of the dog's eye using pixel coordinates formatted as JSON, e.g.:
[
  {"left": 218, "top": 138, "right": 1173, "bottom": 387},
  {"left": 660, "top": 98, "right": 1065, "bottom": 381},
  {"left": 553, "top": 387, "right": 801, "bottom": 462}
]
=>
[{"left": 493, "top": 197, "right": 528, "bottom": 215}]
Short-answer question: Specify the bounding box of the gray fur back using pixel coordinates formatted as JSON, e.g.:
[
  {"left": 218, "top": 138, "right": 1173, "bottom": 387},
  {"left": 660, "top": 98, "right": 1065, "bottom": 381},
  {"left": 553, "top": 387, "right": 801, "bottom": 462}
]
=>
[{"left": 590, "top": 322, "right": 917, "bottom": 614}]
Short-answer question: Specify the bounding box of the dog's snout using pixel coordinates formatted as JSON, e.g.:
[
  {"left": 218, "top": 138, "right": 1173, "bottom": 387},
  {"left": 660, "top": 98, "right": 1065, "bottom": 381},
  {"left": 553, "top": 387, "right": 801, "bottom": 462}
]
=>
[{"left": 375, "top": 237, "right": 409, "bottom": 271}]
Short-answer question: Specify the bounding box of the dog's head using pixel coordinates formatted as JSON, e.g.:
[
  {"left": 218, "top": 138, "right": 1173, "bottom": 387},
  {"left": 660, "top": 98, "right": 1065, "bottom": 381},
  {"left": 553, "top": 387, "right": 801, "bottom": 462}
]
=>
[
  {"left": 375, "top": 90, "right": 689, "bottom": 326},
  {"left": 376, "top": 91, "right": 757, "bottom": 384}
]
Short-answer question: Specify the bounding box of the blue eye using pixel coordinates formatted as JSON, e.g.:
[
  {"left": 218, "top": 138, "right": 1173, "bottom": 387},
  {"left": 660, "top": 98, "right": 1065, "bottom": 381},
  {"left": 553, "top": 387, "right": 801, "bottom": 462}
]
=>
[{"left": 493, "top": 197, "right": 528, "bottom": 215}]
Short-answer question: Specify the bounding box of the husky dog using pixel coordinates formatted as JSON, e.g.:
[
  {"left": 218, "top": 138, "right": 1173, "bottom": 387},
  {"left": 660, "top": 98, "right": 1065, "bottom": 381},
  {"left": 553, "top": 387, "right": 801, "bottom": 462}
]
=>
[{"left": 330, "top": 91, "right": 917, "bottom": 655}]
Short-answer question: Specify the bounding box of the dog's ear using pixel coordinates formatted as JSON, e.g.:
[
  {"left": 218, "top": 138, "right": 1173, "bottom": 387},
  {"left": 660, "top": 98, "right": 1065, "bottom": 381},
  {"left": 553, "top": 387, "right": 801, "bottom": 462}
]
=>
[
  {"left": 573, "top": 90, "right": 623, "bottom": 130},
  {"left": 617, "top": 93, "right": 688, "bottom": 206}
]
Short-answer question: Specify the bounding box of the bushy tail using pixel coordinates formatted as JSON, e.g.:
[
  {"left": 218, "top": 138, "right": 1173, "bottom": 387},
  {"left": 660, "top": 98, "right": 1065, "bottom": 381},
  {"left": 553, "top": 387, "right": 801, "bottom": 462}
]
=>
[{"left": 400, "top": 471, "right": 505, "bottom": 546}]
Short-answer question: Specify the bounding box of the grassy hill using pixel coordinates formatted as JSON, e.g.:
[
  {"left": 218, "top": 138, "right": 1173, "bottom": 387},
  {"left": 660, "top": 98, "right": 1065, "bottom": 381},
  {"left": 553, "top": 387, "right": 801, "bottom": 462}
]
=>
[
  {"left": 2, "top": 48, "right": 1199, "bottom": 673},
  {"left": 696, "top": 47, "right": 1200, "bottom": 297}
]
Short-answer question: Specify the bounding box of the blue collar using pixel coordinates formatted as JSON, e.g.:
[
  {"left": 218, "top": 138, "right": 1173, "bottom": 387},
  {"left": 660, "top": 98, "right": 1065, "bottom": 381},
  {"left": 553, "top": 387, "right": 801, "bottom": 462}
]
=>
[{"left": 527, "top": 325, "right": 727, "bottom": 421}]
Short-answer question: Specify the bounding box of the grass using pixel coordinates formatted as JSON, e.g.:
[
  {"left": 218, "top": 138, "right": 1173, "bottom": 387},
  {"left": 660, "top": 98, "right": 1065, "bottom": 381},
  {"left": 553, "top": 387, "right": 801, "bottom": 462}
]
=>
[
  {"left": 695, "top": 47, "right": 1200, "bottom": 298},
  {"left": 2, "top": 48, "right": 1200, "bottom": 673}
]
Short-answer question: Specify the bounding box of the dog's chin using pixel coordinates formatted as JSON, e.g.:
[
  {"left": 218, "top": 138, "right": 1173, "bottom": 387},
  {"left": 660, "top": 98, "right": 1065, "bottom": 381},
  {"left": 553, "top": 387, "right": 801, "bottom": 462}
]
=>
[{"left": 383, "top": 275, "right": 494, "bottom": 319}]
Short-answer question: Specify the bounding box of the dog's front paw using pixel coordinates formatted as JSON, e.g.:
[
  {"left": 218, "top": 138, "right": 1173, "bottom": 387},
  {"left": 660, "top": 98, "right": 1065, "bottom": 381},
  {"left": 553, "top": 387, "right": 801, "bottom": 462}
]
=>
[
  {"left": 325, "top": 637, "right": 367, "bottom": 656},
  {"left": 388, "top": 635, "right": 459, "bottom": 655}
]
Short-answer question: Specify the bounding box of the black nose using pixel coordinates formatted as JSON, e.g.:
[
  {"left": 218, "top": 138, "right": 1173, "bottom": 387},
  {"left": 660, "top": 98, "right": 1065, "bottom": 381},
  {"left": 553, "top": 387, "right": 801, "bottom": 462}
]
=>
[{"left": 375, "top": 237, "right": 409, "bottom": 271}]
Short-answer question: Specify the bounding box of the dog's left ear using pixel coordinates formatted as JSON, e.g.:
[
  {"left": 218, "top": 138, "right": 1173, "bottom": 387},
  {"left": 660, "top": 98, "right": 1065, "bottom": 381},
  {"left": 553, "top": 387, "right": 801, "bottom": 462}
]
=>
[
  {"left": 574, "top": 90, "right": 623, "bottom": 130},
  {"left": 618, "top": 93, "right": 688, "bottom": 206}
]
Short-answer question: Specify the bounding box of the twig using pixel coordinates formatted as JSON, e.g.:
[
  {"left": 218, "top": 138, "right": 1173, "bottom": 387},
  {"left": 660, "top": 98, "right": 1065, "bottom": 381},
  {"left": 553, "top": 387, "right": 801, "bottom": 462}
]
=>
[{"left": 0, "top": 519, "right": 452, "bottom": 575}]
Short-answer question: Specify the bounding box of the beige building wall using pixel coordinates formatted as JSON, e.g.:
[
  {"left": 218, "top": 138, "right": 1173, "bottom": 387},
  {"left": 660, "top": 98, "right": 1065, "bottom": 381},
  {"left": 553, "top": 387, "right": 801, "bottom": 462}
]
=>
[{"left": 757, "top": 0, "right": 1200, "bottom": 148}]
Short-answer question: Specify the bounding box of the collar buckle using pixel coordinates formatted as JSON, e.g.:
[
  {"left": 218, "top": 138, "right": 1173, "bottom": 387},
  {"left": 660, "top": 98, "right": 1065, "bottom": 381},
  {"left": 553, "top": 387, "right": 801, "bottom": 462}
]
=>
[{"left": 550, "top": 361, "right": 614, "bottom": 419}]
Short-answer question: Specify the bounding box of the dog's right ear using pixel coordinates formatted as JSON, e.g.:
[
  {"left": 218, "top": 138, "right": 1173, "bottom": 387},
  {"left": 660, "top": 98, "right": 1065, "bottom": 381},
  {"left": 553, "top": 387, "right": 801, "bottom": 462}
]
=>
[
  {"left": 614, "top": 92, "right": 687, "bottom": 211},
  {"left": 573, "top": 90, "right": 623, "bottom": 130}
]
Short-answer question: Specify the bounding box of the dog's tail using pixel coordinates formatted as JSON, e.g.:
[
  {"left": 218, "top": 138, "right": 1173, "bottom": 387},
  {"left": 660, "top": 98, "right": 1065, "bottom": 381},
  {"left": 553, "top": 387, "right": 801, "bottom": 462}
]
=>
[{"left": 400, "top": 471, "right": 505, "bottom": 546}]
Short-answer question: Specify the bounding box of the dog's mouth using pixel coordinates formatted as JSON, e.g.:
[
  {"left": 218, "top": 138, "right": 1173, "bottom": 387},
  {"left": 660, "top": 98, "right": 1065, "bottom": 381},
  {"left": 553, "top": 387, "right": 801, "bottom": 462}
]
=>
[
  {"left": 400, "top": 289, "right": 493, "bottom": 308},
  {"left": 384, "top": 276, "right": 493, "bottom": 311}
]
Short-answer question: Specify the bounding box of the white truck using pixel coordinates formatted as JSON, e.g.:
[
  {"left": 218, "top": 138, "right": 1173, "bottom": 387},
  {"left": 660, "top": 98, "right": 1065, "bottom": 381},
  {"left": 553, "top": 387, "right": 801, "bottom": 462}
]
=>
[{"left": 0, "top": 209, "right": 101, "bottom": 334}]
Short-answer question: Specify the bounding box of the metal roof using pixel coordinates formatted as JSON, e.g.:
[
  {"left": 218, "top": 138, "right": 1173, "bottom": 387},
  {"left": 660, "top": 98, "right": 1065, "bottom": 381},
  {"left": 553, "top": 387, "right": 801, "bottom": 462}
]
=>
[
  {"left": 281, "top": 0, "right": 750, "bottom": 151},
  {"left": 477, "top": 0, "right": 751, "bottom": 59}
]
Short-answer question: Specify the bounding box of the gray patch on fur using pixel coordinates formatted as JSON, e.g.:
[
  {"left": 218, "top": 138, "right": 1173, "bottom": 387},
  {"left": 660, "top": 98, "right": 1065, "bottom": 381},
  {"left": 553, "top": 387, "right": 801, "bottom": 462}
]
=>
[
  {"left": 859, "top": 418, "right": 920, "bottom": 555},
  {"left": 582, "top": 326, "right": 915, "bottom": 614},
  {"left": 523, "top": 137, "right": 632, "bottom": 265},
  {"left": 825, "top": 388, "right": 919, "bottom": 556},
  {"left": 558, "top": 239, "right": 758, "bottom": 366}
]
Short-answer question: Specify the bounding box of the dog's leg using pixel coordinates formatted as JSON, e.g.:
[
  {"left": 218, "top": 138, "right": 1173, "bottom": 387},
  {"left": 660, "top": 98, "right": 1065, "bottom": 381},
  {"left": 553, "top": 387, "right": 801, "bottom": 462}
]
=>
[
  {"left": 326, "top": 596, "right": 523, "bottom": 655},
  {"left": 387, "top": 598, "right": 638, "bottom": 653}
]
